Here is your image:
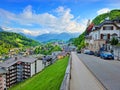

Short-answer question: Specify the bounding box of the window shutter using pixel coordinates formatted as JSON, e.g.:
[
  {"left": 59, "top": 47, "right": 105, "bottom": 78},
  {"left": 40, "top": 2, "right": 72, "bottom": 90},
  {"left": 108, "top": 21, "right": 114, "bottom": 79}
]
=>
[
  {"left": 101, "top": 34, "right": 103, "bottom": 39},
  {"left": 108, "top": 34, "right": 110, "bottom": 39}
]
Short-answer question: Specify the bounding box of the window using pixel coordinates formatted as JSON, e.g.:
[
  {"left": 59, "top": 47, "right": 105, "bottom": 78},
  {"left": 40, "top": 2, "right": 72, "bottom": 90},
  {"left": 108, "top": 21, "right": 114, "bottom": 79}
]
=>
[
  {"left": 103, "top": 26, "right": 113, "bottom": 30},
  {"left": 112, "top": 33, "right": 118, "bottom": 39},
  {"left": 101, "top": 34, "right": 103, "bottom": 39},
  {"left": 103, "top": 35, "right": 107, "bottom": 40},
  {"left": 107, "top": 34, "right": 110, "bottom": 39},
  {"left": 35, "top": 61, "right": 37, "bottom": 73},
  {"left": 95, "top": 34, "right": 97, "bottom": 40}
]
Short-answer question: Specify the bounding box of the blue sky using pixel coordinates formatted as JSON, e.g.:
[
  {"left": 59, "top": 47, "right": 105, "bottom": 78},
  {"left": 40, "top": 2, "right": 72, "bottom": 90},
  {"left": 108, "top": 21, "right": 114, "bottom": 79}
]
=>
[{"left": 0, "top": 0, "right": 120, "bottom": 36}]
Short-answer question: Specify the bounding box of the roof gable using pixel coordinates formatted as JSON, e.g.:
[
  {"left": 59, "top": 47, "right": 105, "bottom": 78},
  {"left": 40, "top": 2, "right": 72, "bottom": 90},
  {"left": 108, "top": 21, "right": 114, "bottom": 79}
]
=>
[{"left": 92, "top": 20, "right": 120, "bottom": 31}]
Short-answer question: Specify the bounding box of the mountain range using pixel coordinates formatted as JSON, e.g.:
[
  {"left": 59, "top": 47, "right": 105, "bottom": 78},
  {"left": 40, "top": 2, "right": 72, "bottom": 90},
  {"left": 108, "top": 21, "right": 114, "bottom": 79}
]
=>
[
  {"left": 0, "top": 27, "right": 3, "bottom": 32},
  {"left": 0, "top": 27, "right": 80, "bottom": 42},
  {"left": 35, "top": 33, "right": 80, "bottom": 42}
]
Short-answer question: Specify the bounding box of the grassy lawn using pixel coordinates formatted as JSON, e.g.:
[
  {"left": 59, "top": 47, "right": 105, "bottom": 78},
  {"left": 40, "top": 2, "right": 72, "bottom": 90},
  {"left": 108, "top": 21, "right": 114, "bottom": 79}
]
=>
[{"left": 9, "top": 56, "right": 69, "bottom": 90}]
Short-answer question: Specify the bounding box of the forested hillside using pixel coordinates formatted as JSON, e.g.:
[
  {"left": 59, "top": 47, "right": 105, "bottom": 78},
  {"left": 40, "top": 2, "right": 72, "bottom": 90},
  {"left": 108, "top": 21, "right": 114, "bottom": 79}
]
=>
[
  {"left": 34, "top": 43, "right": 62, "bottom": 55},
  {"left": 92, "top": 9, "right": 120, "bottom": 25},
  {"left": 0, "top": 31, "right": 40, "bottom": 55},
  {"left": 72, "top": 32, "right": 86, "bottom": 50}
]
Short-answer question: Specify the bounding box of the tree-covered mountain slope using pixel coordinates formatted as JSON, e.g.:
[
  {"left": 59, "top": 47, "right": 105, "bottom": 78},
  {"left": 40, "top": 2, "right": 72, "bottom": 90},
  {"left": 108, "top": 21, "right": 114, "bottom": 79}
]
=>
[
  {"left": 0, "top": 31, "right": 40, "bottom": 55},
  {"left": 92, "top": 9, "right": 120, "bottom": 25}
]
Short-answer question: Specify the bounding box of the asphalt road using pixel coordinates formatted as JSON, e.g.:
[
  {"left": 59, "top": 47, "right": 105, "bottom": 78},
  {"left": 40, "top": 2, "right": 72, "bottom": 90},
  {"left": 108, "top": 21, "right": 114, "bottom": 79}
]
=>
[
  {"left": 78, "top": 53, "right": 120, "bottom": 90},
  {"left": 70, "top": 52, "right": 104, "bottom": 90}
]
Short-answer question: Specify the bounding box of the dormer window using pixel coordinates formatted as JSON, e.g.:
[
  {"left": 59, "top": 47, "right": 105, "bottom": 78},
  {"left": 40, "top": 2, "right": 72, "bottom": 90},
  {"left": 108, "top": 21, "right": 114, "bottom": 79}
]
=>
[{"left": 103, "top": 26, "right": 113, "bottom": 30}]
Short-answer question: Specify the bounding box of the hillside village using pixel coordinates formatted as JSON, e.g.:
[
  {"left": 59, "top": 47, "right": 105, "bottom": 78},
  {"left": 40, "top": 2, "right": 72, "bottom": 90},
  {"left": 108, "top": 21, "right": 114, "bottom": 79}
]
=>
[
  {"left": 0, "top": 8, "right": 120, "bottom": 90},
  {"left": 0, "top": 42, "right": 75, "bottom": 89}
]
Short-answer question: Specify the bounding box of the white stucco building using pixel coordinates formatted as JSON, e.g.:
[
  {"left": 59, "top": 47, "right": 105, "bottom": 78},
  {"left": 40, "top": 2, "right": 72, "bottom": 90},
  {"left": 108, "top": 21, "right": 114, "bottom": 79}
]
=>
[{"left": 86, "top": 18, "right": 120, "bottom": 51}]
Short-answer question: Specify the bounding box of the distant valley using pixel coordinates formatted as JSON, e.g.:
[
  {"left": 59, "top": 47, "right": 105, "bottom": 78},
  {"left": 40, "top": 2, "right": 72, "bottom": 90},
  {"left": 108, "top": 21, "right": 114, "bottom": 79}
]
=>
[{"left": 0, "top": 27, "right": 80, "bottom": 43}]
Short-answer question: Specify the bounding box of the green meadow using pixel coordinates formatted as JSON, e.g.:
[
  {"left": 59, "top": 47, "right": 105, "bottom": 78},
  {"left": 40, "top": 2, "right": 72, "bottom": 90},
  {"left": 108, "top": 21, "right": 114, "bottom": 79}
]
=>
[{"left": 9, "top": 56, "right": 69, "bottom": 90}]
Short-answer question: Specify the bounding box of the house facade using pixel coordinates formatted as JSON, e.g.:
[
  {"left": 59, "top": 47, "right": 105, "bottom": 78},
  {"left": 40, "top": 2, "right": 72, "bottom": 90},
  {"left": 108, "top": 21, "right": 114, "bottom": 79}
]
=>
[
  {"left": 0, "top": 68, "right": 6, "bottom": 90},
  {"left": 86, "top": 18, "right": 120, "bottom": 52}
]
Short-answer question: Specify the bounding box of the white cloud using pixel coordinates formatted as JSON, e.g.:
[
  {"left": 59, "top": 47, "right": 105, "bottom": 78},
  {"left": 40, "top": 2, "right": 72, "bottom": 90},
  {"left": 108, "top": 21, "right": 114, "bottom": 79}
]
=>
[
  {"left": 2, "top": 26, "right": 41, "bottom": 36},
  {"left": 22, "top": 29, "right": 42, "bottom": 36},
  {"left": 0, "top": 5, "right": 87, "bottom": 36},
  {"left": 97, "top": 8, "right": 110, "bottom": 15},
  {"left": 22, "top": 5, "right": 33, "bottom": 18}
]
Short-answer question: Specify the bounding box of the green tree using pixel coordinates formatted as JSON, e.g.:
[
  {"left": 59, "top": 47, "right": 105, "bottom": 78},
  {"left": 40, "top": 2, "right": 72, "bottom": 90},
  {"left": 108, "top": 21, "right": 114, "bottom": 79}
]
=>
[
  {"left": 92, "top": 9, "right": 120, "bottom": 25},
  {"left": 34, "top": 44, "right": 62, "bottom": 55},
  {"left": 111, "top": 37, "right": 118, "bottom": 45}
]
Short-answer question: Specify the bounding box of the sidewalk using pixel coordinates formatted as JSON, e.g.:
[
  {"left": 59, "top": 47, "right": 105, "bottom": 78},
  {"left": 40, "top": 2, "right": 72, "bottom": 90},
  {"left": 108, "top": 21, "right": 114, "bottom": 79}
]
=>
[{"left": 70, "top": 52, "right": 104, "bottom": 90}]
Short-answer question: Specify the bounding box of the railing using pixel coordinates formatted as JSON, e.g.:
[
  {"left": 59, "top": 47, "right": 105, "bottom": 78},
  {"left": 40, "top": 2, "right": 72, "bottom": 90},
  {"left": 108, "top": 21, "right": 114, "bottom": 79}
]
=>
[{"left": 60, "top": 55, "right": 72, "bottom": 90}]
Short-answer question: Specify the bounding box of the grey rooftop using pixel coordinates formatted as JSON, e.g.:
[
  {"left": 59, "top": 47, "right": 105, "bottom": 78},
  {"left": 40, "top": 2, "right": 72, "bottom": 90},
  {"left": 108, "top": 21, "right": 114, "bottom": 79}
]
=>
[{"left": 0, "top": 56, "right": 37, "bottom": 68}]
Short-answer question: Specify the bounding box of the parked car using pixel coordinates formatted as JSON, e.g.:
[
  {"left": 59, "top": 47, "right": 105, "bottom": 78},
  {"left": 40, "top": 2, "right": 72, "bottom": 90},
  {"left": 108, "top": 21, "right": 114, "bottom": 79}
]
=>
[
  {"left": 84, "top": 50, "right": 90, "bottom": 54},
  {"left": 100, "top": 51, "right": 114, "bottom": 59},
  {"left": 77, "top": 50, "right": 81, "bottom": 53},
  {"left": 88, "top": 51, "right": 94, "bottom": 55},
  {"left": 94, "top": 51, "right": 100, "bottom": 57},
  {"left": 84, "top": 50, "right": 94, "bottom": 55}
]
